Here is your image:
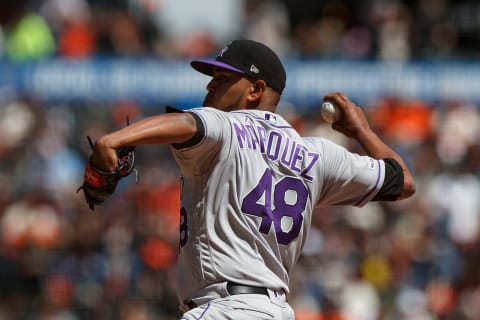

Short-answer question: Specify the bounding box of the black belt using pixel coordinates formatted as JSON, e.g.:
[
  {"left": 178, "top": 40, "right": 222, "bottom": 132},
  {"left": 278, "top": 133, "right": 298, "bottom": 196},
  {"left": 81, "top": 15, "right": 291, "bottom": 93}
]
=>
[
  {"left": 227, "top": 282, "right": 269, "bottom": 296},
  {"left": 185, "top": 282, "right": 269, "bottom": 310}
]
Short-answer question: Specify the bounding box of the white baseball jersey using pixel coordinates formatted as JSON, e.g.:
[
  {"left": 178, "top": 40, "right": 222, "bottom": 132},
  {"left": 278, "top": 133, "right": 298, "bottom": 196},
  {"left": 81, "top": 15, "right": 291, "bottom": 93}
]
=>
[{"left": 171, "top": 107, "right": 385, "bottom": 304}]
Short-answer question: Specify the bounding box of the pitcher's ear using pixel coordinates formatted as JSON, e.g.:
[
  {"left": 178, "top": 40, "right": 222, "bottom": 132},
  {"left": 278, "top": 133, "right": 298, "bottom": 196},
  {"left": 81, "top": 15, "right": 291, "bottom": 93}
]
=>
[
  {"left": 252, "top": 80, "right": 266, "bottom": 93},
  {"left": 249, "top": 79, "right": 266, "bottom": 96}
]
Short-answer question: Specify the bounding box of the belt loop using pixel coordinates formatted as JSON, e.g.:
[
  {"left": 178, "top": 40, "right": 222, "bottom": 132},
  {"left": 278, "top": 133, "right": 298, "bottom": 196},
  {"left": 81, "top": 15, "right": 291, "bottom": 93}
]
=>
[{"left": 266, "top": 288, "right": 287, "bottom": 302}]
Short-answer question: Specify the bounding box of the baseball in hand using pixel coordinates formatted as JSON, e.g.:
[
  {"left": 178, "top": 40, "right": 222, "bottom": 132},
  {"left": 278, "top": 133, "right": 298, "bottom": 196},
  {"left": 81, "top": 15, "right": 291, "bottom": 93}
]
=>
[{"left": 321, "top": 102, "right": 340, "bottom": 124}]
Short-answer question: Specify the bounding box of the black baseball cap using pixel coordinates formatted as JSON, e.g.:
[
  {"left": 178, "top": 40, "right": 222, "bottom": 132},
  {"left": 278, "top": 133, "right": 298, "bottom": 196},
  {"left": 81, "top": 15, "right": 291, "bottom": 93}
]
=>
[{"left": 191, "top": 40, "right": 286, "bottom": 94}]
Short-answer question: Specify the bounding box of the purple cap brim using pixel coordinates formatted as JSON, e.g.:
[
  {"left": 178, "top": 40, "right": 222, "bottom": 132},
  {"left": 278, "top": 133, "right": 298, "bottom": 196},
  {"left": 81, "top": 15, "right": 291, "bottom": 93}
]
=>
[{"left": 191, "top": 59, "right": 244, "bottom": 76}]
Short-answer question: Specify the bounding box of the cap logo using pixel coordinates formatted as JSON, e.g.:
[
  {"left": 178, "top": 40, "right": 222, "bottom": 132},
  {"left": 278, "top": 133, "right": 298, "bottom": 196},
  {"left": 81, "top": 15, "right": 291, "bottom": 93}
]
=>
[
  {"left": 250, "top": 65, "right": 259, "bottom": 74},
  {"left": 218, "top": 45, "right": 229, "bottom": 57}
]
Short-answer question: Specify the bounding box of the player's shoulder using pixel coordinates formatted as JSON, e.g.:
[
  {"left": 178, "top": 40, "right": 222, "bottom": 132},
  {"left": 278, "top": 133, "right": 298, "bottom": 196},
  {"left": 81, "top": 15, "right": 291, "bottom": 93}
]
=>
[
  {"left": 188, "top": 107, "right": 238, "bottom": 119},
  {"left": 189, "top": 107, "right": 276, "bottom": 122},
  {"left": 186, "top": 107, "right": 231, "bottom": 123},
  {"left": 188, "top": 107, "right": 297, "bottom": 132},
  {"left": 231, "top": 109, "right": 293, "bottom": 127},
  {"left": 302, "top": 136, "right": 346, "bottom": 151}
]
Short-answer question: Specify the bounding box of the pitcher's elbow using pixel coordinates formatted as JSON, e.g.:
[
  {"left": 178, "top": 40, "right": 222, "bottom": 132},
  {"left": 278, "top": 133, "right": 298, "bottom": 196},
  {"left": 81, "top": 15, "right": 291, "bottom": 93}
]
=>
[{"left": 399, "top": 178, "right": 415, "bottom": 200}]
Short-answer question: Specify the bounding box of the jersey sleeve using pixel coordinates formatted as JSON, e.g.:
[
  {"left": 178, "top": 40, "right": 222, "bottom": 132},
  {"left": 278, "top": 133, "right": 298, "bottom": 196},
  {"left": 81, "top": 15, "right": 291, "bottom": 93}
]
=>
[
  {"left": 307, "top": 137, "right": 386, "bottom": 207},
  {"left": 171, "top": 107, "right": 232, "bottom": 175}
]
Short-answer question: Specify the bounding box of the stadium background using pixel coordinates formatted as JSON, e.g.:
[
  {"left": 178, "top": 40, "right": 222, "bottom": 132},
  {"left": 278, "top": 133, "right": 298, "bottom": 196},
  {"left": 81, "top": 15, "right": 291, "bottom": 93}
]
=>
[{"left": 1, "top": 0, "right": 480, "bottom": 319}]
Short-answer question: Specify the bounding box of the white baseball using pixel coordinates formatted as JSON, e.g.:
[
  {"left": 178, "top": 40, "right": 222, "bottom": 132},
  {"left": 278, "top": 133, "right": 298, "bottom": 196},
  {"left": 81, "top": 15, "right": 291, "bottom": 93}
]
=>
[{"left": 321, "top": 102, "right": 340, "bottom": 124}]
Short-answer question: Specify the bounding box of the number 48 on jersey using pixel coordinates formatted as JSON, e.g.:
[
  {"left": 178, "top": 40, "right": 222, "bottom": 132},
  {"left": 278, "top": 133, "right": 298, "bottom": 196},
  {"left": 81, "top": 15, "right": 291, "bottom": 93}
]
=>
[{"left": 241, "top": 168, "right": 308, "bottom": 245}]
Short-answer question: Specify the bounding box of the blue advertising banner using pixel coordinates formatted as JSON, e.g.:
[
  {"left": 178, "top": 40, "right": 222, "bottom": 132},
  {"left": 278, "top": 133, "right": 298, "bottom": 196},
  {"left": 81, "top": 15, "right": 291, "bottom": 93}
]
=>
[{"left": 2, "top": 58, "right": 480, "bottom": 110}]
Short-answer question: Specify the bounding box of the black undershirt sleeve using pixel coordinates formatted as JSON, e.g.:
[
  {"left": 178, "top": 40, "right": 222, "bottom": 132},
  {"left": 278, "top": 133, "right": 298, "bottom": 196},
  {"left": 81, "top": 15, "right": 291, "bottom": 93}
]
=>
[
  {"left": 372, "top": 158, "right": 404, "bottom": 201},
  {"left": 165, "top": 106, "right": 205, "bottom": 150}
]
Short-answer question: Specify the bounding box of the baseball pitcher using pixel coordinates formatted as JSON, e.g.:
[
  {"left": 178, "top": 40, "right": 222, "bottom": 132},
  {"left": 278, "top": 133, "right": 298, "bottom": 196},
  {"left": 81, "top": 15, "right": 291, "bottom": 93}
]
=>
[{"left": 79, "top": 40, "right": 415, "bottom": 319}]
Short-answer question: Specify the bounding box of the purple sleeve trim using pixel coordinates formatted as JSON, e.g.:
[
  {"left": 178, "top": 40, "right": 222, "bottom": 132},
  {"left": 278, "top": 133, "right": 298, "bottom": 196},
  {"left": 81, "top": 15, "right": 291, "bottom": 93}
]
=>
[
  {"left": 354, "top": 159, "right": 382, "bottom": 206},
  {"left": 195, "top": 302, "right": 211, "bottom": 319}
]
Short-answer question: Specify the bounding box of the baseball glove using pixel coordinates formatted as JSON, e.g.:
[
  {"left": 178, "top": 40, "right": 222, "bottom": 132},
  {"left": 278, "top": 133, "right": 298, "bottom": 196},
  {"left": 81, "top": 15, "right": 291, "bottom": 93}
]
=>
[
  {"left": 78, "top": 143, "right": 136, "bottom": 211},
  {"left": 78, "top": 116, "right": 137, "bottom": 211}
]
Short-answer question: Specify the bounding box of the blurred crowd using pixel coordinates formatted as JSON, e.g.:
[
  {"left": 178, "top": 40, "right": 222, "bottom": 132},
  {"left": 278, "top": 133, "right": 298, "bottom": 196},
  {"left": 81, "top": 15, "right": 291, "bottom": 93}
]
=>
[
  {"left": 1, "top": 0, "right": 480, "bottom": 320},
  {"left": 1, "top": 0, "right": 480, "bottom": 61}
]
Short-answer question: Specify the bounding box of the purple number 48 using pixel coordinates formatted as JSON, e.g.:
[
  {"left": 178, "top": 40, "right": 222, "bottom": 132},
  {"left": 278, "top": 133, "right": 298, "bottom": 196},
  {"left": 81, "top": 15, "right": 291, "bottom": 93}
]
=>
[{"left": 241, "top": 169, "right": 308, "bottom": 245}]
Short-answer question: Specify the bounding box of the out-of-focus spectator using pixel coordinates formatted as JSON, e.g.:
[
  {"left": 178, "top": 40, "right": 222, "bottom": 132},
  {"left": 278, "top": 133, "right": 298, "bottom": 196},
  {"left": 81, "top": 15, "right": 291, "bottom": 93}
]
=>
[
  {"left": 34, "top": 106, "right": 84, "bottom": 202},
  {"left": 5, "top": 13, "right": 55, "bottom": 61},
  {"left": 291, "top": 2, "right": 351, "bottom": 58},
  {"left": 395, "top": 286, "right": 435, "bottom": 319},
  {"left": 0, "top": 195, "right": 62, "bottom": 251},
  {"left": 40, "top": 0, "right": 91, "bottom": 33},
  {"left": 372, "top": 1, "right": 413, "bottom": 62},
  {"left": 433, "top": 101, "right": 480, "bottom": 166},
  {"left": 426, "top": 168, "right": 480, "bottom": 247},
  {"left": 108, "top": 10, "right": 146, "bottom": 56},
  {"left": 129, "top": 0, "right": 244, "bottom": 57},
  {"left": 243, "top": 0, "right": 291, "bottom": 58},
  {"left": 0, "top": 99, "right": 37, "bottom": 154},
  {"left": 118, "top": 298, "right": 153, "bottom": 320},
  {"left": 2, "top": 0, "right": 480, "bottom": 60},
  {"left": 57, "top": 21, "right": 96, "bottom": 58},
  {"left": 339, "top": 279, "right": 381, "bottom": 320},
  {"left": 367, "top": 96, "right": 435, "bottom": 148},
  {"left": 40, "top": 0, "right": 95, "bottom": 59}
]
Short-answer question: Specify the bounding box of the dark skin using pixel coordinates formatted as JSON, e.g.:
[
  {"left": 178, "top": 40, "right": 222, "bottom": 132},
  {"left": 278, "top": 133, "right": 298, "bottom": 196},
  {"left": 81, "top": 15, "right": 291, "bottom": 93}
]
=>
[
  {"left": 91, "top": 68, "right": 415, "bottom": 199},
  {"left": 202, "top": 68, "right": 281, "bottom": 112},
  {"left": 324, "top": 92, "right": 415, "bottom": 199}
]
